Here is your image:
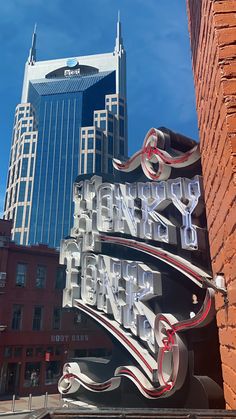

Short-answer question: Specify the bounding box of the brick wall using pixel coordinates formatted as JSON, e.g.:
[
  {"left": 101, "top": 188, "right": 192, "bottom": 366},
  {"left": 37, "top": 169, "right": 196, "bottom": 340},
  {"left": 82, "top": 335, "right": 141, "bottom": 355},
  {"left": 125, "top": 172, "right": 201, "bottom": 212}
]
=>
[{"left": 187, "top": 0, "right": 236, "bottom": 409}]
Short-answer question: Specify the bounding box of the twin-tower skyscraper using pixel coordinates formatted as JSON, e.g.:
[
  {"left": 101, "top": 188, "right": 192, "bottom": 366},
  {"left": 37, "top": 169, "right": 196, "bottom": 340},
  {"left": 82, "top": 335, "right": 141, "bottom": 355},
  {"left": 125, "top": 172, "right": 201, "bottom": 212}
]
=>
[{"left": 4, "top": 17, "right": 127, "bottom": 248}]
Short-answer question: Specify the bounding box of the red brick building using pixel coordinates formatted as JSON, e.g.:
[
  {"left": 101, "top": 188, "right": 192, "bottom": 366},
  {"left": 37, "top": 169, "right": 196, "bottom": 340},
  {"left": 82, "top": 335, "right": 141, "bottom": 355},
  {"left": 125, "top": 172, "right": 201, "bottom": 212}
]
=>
[
  {"left": 187, "top": 0, "right": 236, "bottom": 409},
  {"left": 0, "top": 219, "right": 112, "bottom": 396}
]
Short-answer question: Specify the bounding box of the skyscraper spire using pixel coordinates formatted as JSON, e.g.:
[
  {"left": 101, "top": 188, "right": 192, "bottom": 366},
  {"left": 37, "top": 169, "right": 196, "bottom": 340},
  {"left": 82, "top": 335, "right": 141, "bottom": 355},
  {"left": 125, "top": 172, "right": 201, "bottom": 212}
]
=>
[
  {"left": 114, "top": 11, "right": 124, "bottom": 54},
  {"left": 28, "top": 23, "right": 37, "bottom": 65}
]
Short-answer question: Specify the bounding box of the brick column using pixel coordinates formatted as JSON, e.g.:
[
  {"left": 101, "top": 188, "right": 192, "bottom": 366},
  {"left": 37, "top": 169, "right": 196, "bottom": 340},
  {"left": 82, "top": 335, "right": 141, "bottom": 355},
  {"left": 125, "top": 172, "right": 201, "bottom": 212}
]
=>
[{"left": 187, "top": 0, "right": 236, "bottom": 409}]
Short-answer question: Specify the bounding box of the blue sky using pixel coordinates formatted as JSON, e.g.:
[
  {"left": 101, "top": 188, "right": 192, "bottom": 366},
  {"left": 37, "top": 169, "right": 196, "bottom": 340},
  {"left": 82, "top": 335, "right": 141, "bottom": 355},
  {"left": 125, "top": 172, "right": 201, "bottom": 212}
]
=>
[{"left": 0, "top": 0, "right": 198, "bottom": 215}]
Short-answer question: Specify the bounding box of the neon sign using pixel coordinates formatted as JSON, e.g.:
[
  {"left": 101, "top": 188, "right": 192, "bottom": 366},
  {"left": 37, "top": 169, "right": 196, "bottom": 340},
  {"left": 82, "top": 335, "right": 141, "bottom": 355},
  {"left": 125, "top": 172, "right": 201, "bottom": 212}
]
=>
[
  {"left": 58, "top": 128, "right": 222, "bottom": 406},
  {"left": 71, "top": 175, "right": 203, "bottom": 250}
]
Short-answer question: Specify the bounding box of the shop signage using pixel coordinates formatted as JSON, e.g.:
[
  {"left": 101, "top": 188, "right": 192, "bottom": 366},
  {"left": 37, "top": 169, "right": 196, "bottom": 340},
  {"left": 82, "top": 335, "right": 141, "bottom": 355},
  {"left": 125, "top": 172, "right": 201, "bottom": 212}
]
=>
[
  {"left": 58, "top": 128, "right": 219, "bottom": 405},
  {"left": 64, "top": 68, "right": 81, "bottom": 77},
  {"left": 51, "top": 334, "right": 89, "bottom": 343}
]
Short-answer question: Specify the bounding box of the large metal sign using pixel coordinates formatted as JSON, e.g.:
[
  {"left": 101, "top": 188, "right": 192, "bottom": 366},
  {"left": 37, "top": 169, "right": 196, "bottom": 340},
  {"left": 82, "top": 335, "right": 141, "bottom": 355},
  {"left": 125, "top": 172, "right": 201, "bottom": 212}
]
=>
[{"left": 58, "top": 128, "right": 223, "bottom": 407}]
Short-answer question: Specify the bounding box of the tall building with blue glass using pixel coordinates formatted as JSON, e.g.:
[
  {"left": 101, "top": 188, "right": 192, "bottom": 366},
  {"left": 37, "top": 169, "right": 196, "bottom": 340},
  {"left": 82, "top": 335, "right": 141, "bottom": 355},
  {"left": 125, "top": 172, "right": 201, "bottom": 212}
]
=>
[{"left": 4, "top": 17, "right": 127, "bottom": 248}]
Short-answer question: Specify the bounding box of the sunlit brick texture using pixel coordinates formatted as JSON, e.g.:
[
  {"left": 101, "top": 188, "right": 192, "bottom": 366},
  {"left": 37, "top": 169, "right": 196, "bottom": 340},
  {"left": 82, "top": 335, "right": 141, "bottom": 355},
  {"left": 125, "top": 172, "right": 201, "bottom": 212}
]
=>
[{"left": 187, "top": 0, "right": 236, "bottom": 409}]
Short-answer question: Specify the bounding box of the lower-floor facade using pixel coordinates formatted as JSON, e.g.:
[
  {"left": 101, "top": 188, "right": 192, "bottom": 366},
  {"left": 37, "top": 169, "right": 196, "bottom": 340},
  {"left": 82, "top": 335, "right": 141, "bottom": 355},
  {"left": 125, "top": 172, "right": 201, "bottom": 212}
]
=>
[
  {"left": 0, "top": 329, "right": 112, "bottom": 396},
  {"left": 0, "top": 222, "right": 113, "bottom": 397}
]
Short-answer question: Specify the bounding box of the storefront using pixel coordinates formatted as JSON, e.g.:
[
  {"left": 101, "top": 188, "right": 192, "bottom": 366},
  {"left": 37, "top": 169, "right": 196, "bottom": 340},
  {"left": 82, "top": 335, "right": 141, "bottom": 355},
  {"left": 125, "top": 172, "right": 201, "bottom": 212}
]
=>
[
  {"left": 0, "top": 231, "right": 113, "bottom": 397},
  {"left": 0, "top": 331, "right": 112, "bottom": 396}
]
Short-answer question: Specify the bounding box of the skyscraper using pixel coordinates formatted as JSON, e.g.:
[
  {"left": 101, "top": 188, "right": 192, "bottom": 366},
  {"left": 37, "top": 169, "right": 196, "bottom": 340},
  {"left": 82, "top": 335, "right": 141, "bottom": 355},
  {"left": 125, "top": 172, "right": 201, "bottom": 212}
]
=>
[{"left": 4, "top": 17, "right": 127, "bottom": 248}]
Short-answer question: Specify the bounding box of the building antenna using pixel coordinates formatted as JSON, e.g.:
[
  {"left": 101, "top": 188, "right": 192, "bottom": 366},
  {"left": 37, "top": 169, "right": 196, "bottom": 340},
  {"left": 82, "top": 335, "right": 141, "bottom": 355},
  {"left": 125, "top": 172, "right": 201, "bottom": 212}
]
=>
[
  {"left": 28, "top": 23, "right": 37, "bottom": 65},
  {"left": 115, "top": 10, "right": 124, "bottom": 54}
]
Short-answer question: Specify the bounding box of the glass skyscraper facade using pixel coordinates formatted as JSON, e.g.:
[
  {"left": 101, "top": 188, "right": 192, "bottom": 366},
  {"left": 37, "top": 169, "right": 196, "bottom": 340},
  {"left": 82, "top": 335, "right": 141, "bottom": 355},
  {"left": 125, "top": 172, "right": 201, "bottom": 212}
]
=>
[{"left": 4, "top": 18, "right": 127, "bottom": 248}]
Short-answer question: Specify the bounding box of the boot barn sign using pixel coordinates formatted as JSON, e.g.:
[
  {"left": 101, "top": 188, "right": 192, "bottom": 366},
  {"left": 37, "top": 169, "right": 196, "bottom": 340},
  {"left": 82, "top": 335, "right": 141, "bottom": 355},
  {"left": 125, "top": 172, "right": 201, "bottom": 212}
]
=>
[{"left": 59, "top": 128, "right": 223, "bottom": 408}]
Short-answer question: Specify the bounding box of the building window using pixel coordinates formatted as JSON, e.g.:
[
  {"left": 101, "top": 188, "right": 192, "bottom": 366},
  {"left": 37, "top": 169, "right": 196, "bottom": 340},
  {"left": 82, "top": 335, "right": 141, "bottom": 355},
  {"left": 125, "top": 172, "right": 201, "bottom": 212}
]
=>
[
  {"left": 36, "top": 265, "right": 46, "bottom": 288},
  {"left": 108, "top": 135, "right": 113, "bottom": 154},
  {"left": 29, "top": 159, "right": 34, "bottom": 177},
  {"left": 32, "top": 306, "right": 43, "bottom": 331},
  {"left": 26, "top": 348, "right": 34, "bottom": 357},
  {"left": 108, "top": 120, "right": 113, "bottom": 133},
  {"left": 27, "top": 182, "right": 32, "bottom": 201},
  {"left": 22, "top": 232, "right": 27, "bottom": 245},
  {"left": 8, "top": 188, "right": 13, "bottom": 208},
  {"left": 111, "top": 104, "right": 117, "bottom": 114},
  {"left": 14, "top": 232, "right": 21, "bottom": 244},
  {"left": 108, "top": 159, "right": 113, "bottom": 174},
  {"left": 119, "top": 104, "right": 125, "bottom": 117},
  {"left": 95, "top": 155, "right": 101, "bottom": 172},
  {"left": 21, "top": 158, "right": 28, "bottom": 177},
  {"left": 25, "top": 206, "right": 30, "bottom": 227},
  {"left": 16, "top": 161, "right": 21, "bottom": 179},
  {"left": 14, "top": 347, "right": 23, "bottom": 357},
  {"left": 81, "top": 138, "right": 85, "bottom": 150},
  {"left": 74, "top": 311, "right": 87, "bottom": 325},
  {"left": 120, "top": 140, "right": 125, "bottom": 156},
  {"left": 15, "top": 205, "right": 24, "bottom": 228},
  {"left": 87, "top": 153, "right": 94, "bottom": 173},
  {"left": 18, "top": 181, "right": 26, "bottom": 201},
  {"left": 23, "top": 143, "right": 30, "bottom": 154},
  {"left": 4, "top": 347, "right": 13, "bottom": 358},
  {"left": 81, "top": 153, "right": 85, "bottom": 174},
  {"left": 16, "top": 263, "right": 27, "bottom": 286},
  {"left": 35, "top": 347, "right": 44, "bottom": 357},
  {"left": 100, "top": 120, "right": 106, "bottom": 130},
  {"left": 11, "top": 207, "right": 15, "bottom": 221},
  {"left": 119, "top": 119, "right": 125, "bottom": 138},
  {"left": 87, "top": 138, "right": 94, "bottom": 149},
  {"left": 55, "top": 346, "right": 62, "bottom": 356},
  {"left": 24, "top": 362, "right": 41, "bottom": 387},
  {"left": 96, "top": 138, "right": 101, "bottom": 151},
  {"left": 52, "top": 307, "right": 61, "bottom": 330},
  {"left": 45, "top": 361, "right": 61, "bottom": 385},
  {"left": 14, "top": 183, "right": 18, "bottom": 204},
  {"left": 55, "top": 267, "right": 66, "bottom": 289},
  {"left": 11, "top": 305, "right": 23, "bottom": 330}
]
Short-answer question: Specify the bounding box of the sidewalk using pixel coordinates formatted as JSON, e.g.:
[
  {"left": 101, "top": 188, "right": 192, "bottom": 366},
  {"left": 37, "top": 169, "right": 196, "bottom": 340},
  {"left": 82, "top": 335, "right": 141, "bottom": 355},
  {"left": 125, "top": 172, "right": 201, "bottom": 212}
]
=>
[{"left": 0, "top": 393, "right": 62, "bottom": 415}]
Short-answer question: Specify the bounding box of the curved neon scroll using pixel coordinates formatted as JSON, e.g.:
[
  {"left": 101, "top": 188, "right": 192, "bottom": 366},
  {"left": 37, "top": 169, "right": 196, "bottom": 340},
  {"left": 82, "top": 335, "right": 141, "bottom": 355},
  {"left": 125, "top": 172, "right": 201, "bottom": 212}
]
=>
[
  {"left": 58, "top": 289, "right": 215, "bottom": 399},
  {"left": 113, "top": 128, "right": 200, "bottom": 181}
]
